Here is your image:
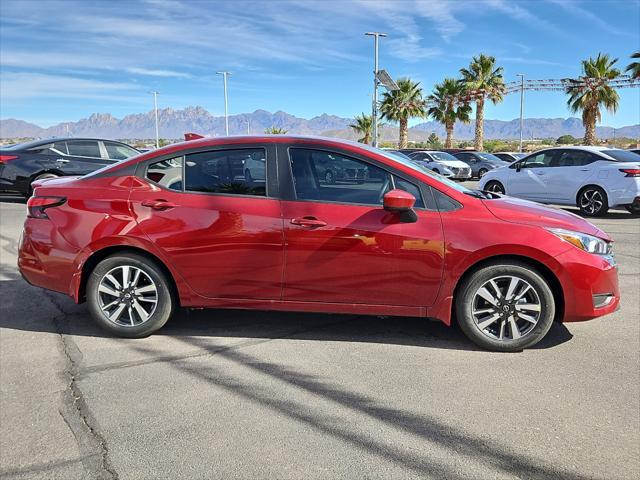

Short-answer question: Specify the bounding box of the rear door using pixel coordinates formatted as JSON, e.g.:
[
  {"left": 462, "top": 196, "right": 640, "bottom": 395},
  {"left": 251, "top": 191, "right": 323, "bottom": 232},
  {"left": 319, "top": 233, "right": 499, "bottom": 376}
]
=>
[
  {"left": 544, "top": 149, "right": 597, "bottom": 202},
  {"left": 279, "top": 145, "right": 444, "bottom": 307},
  {"left": 129, "top": 144, "right": 284, "bottom": 300},
  {"left": 63, "top": 140, "right": 113, "bottom": 174}
]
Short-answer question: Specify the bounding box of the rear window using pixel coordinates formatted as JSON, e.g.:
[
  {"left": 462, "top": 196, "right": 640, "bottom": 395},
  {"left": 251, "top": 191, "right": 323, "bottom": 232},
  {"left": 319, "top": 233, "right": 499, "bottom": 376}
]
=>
[{"left": 601, "top": 150, "right": 640, "bottom": 162}]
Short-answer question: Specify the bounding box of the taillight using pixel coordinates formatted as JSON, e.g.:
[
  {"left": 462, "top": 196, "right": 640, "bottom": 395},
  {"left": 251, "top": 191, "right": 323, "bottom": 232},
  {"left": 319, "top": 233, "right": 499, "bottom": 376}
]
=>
[
  {"left": 27, "top": 196, "right": 66, "bottom": 219},
  {"left": 0, "top": 155, "right": 18, "bottom": 164},
  {"left": 619, "top": 168, "right": 640, "bottom": 177}
]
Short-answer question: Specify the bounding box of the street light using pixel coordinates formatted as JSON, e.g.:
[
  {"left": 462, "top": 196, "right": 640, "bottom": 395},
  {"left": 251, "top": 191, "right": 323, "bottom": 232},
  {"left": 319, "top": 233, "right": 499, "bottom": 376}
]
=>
[
  {"left": 216, "top": 71, "right": 231, "bottom": 135},
  {"left": 365, "top": 32, "right": 387, "bottom": 148},
  {"left": 150, "top": 91, "right": 160, "bottom": 149},
  {"left": 517, "top": 74, "right": 525, "bottom": 152}
]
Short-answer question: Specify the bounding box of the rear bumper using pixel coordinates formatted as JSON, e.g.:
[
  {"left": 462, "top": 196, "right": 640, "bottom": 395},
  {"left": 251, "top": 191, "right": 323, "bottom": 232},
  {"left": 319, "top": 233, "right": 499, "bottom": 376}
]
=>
[{"left": 555, "top": 247, "right": 620, "bottom": 322}]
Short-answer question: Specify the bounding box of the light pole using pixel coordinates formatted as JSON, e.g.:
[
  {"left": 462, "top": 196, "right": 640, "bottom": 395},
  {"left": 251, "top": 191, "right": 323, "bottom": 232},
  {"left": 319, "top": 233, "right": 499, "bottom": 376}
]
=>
[
  {"left": 365, "top": 32, "right": 386, "bottom": 148},
  {"left": 517, "top": 74, "right": 525, "bottom": 152},
  {"left": 217, "top": 71, "right": 231, "bottom": 135},
  {"left": 150, "top": 91, "right": 160, "bottom": 149}
]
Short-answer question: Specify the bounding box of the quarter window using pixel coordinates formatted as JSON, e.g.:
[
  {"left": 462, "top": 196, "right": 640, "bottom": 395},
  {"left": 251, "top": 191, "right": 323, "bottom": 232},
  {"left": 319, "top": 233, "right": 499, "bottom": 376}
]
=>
[
  {"left": 184, "top": 148, "right": 266, "bottom": 196},
  {"left": 146, "top": 157, "right": 183, "bottom": 191},
  {"left": 67, "top": 140, "right": 101, "bottom": 158},
  {"left": 393, "top": 177, "right": 425, "bottom": 208}
]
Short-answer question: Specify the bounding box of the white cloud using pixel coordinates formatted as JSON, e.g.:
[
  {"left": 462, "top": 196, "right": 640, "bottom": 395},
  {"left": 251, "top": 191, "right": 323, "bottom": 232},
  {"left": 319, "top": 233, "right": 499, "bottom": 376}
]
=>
[{"left": 126, "top": 67, "right": 191, "bottom": 78}]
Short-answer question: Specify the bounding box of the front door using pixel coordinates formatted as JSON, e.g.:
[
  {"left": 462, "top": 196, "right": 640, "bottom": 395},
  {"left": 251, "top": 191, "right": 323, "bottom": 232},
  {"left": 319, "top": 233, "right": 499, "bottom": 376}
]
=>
[
  {"left": 509, "top": 150, "right": 557, "bottom": 200},
  {"left": 129, "top": 145, "right": 283, "bottom": 300},
  {"left": 280, "top": 147, "right": 444, "bottom": 307}
]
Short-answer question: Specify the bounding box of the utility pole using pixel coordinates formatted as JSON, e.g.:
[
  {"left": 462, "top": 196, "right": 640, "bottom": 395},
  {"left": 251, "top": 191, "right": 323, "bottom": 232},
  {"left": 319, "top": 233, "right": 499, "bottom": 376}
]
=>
[
  {"left": 365, "top": 32, "right": 386, "bottom": 148},
  {"left": 150, "top": 91, "right": 160, "bottom": 149},
  {"left": 517, "top": 74, "right": 525, "bottom": 152},
  {"left": 217, "top": 71, "right": 231, "bottom": 135}
]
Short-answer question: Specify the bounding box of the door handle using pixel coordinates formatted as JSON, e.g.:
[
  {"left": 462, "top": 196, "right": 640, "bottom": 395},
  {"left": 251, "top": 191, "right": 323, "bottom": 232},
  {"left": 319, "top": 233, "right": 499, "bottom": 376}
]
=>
[
  {"left": 290, "top": 216, "right": 327, "bottom": 228},
  {"left": 142, "top": 199, "right": 177, "bottom": 210},
  {"left": 55, "top": 158, "right": 70, "bottom": 163}
]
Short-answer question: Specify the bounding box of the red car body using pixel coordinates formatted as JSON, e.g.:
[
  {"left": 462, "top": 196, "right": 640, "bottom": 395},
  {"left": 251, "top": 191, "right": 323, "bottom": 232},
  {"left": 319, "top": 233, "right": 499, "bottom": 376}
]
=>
[{"left": 18, "top": 136, "right": 619, "bottom": 329}]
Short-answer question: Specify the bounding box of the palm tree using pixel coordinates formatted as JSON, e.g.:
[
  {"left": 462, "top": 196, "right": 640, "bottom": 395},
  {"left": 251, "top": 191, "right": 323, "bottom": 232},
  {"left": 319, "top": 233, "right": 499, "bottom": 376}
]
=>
[
  {"left": 427, "top": 78, "right": 472, "bottom": 148},
  {"left": 565, "top": 53, "right": 620, "bottom": 145},
  {"left": 626, "top": 51, "right": 640, "bottom": 79},
  {"left": 349, "top": 113, "right": 373, "bottom": 144},
  {"left": 460, "top": 54, "right": 505, "bottom": 151},
  {"left": 264, "top": 126, "right": 288, "bottom": 134},
  {"left": 379, "top": 78, "right": 427, "bottom": 149}
]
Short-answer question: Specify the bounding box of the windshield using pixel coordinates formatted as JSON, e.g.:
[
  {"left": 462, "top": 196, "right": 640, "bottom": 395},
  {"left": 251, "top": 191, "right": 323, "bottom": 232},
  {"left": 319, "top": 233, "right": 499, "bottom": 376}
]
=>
[
  {"left": 376, "top": 149, "right": 472, "bottom": 193},
  {"left": 430, "top": 152, "right": 458, "bottom": 162},
  {"left": 602, "top": 149, "right": 640, "bottom": 162},
  {"left": 477, "top": 152, "right": 506, "bottom": 162}
]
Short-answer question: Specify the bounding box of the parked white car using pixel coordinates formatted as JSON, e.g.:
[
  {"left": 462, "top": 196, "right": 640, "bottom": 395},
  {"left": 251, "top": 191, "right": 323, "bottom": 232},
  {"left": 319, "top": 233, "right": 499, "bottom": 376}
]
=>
[
  {"left": 479, "top": 146, "right": 640, "bottom": 216},
  {"left": 401, "top": 150, "right": 472, "bottom": 180}
]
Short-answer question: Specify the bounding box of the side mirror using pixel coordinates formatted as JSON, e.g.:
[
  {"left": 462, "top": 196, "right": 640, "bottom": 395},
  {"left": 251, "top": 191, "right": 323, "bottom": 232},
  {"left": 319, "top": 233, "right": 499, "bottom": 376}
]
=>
[
  {"left": 383, "top": 189, "right": 415, "bottom": 212},
  {"left": 515, "top": 163, "right": 522, "bottom": 172}
]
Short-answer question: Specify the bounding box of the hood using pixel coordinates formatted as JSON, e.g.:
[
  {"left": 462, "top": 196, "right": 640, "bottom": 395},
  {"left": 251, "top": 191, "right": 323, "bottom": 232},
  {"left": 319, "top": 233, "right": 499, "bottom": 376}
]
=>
[
  {"left": 435, "top": 159, "right": 469, "bottom": 168},
  {"left": 482, "top": 195, "right": 609, "bottom": 240}
]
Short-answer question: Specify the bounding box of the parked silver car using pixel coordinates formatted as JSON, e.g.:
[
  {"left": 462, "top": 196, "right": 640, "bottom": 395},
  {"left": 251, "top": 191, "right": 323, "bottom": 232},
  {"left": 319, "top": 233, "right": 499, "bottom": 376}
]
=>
[{"left": 452, "top": 151, "right": 511, "bottom": 178}]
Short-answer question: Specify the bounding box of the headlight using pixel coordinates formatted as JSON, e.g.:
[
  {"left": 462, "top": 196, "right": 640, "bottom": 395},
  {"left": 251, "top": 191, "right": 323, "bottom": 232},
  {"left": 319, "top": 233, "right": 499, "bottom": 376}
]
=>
[{"left": 546, "top": 228, "right": 612, "bottom": 255}]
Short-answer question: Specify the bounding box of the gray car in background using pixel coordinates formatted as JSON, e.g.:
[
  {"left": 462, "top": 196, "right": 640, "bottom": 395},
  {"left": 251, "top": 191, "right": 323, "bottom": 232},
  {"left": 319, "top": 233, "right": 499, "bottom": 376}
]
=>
[{"left": 452, "top": 151, "right": 511, "bottom": 178}]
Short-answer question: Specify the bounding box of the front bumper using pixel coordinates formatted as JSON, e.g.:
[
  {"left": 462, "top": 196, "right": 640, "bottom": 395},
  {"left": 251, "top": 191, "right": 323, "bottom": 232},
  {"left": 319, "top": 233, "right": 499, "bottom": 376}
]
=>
[{"left": 555, "top": 247, "right": 620, "bottom": 322}]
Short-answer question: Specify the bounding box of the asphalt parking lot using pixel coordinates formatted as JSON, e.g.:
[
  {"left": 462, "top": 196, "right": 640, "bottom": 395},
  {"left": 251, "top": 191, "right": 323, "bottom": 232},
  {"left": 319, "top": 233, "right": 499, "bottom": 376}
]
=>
[{"left": 0, "top": 188, "right": 638, "bottom": 480}]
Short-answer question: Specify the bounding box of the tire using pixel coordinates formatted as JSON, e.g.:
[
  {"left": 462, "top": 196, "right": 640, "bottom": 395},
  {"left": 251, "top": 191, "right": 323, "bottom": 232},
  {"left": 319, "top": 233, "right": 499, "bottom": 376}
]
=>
[
  {"left": 484, "top": 180, "right": 505, "bottom": 195},
  {"left": 432, "top": 168, "right": 440, "bottom": 175},
  {"left": 86, "top": 253, "right": 175, "bottom": 338},
  {"left": 325, "top": 170, "right": 335, "bottom": 184},
  {"left": 478, "top": 168, "right": 488, "bottom": 178},
  {"left": 455, "top": 261, "right": 555, "bottom": 352},
  {"left": 28, "top": 173, "right": 59, "bottom": 197},
  {"left": 625, "top": 204, "right": 640, "bottom": 216},
  {"left": 577, "top": 186, "right": 609, "bottom": 217},
  {"left": 244, "top": 168, "right": 253, "bottom": 184}
]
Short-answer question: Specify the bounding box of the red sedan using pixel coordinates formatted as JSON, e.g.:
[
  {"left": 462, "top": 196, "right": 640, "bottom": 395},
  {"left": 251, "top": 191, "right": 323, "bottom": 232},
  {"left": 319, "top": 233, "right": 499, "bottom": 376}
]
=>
[{"left": 18, "top": 136, "right": 620, "bottom": 351}]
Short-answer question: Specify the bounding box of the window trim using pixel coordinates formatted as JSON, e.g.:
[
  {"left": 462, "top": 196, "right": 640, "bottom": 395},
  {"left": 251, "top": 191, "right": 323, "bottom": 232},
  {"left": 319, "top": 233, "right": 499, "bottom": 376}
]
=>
[
  {"left": 143, "top": 146, "right": 274, "bottom": 199},
  {"left": 284, "top": 145, "right": 430, "bottom": 210}
]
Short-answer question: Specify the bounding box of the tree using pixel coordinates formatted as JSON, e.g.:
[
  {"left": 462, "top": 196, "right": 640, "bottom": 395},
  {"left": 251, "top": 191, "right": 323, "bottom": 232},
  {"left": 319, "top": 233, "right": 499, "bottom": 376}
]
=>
[
  {"left": 380, "top": 78, "right": 427, "bottom": 149},
  {"left": 349, "top": 113, "right": 374, "bottom": 144},
  {"left": 626, "top": 51, "right": 640, "bottom": 79},
  {"left": 426, "top": 78, "right": 472, "bottom": 148},
  {"left": 264, "top": 126, "right": 288, "bottom": 134},
  {"left": 565, "top": 53, "right": 620, "bottom": 145},
  {"left": 460, "top": 54, "right": 505, "bottom": 151},
  {"left": 556, "top": 134, "right": 578, "bottom": 145},
  {"left": 427, "top": 133, "right": 442, "bottom": 149}
]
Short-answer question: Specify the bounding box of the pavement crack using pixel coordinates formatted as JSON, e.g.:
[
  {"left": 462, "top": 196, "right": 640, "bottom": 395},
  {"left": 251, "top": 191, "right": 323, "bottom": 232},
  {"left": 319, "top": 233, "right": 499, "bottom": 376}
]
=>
[{"left": 42, "top": 290, "right": 119, "bottom": 480}]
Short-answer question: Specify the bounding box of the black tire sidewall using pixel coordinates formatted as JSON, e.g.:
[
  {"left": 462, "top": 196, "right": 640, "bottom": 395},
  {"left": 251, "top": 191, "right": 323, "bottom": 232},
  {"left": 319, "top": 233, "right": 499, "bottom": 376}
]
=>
[
  {"left": 456, "top": 262, "right": 555, "bottom": 352},
  {"left": 87, "top": 253, "right": 174, "bottom": 338},
  {"left": 578, "top": 186, "right": 609, "bottom": 217},
  {"left": 485, "top": 180, "right": 505, "bottom": 195}
]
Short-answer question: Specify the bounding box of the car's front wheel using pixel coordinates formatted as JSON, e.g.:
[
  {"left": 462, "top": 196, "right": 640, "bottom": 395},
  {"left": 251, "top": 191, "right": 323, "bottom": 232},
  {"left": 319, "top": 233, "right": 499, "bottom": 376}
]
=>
[
  {"left": 455, "top": 261, "right": 555, "bottom": 351},
  {"left": 484, "top": 180, "right": 505, "bottom": 195},
  {"left": 87, "top": 253, "right": 174, "bottom": 337},
  {"left": 577, "top": 186, "right": 608, "bottom": 217}
]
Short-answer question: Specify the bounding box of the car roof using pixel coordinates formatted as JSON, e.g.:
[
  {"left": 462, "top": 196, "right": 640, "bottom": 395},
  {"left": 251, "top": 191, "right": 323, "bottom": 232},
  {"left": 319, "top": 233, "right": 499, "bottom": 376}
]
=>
[{"left": 4, "top": 137, "right": 133, "bottom": 150}]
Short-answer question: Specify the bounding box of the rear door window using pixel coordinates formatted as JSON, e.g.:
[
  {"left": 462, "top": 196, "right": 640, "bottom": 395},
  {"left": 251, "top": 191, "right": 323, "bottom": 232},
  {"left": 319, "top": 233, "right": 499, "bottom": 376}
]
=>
[
  {"left": 553, "top": 150, "right": 598, "bottom": 167},
  {"left": 104, "top": 142, "right": 139, "bottom": 160},
  {"left": 67, "top": 140, "right": 101, "bottom": 158}
]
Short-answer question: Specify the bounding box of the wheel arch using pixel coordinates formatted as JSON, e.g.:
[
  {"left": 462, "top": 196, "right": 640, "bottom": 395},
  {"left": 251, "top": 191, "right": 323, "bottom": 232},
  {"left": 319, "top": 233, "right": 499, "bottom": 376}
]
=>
[
  {"left": 77, "top": 245, "right": 181, "bottom": 306},
  {"left": 451, "top": 254, "right": 565, "bottom": 325}
]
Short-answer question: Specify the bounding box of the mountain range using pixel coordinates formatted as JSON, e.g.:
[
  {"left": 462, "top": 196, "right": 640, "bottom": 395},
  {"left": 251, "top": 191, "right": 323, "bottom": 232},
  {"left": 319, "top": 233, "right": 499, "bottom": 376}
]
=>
[{"left": 1, "top": 106, "right": 638, "bottom": 141}]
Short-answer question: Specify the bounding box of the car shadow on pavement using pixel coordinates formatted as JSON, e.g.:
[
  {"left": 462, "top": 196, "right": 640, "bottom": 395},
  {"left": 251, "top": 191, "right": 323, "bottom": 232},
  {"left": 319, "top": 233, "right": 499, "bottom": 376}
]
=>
[{"left": 0, "top": 272, "right": 573, "bottom": 351}]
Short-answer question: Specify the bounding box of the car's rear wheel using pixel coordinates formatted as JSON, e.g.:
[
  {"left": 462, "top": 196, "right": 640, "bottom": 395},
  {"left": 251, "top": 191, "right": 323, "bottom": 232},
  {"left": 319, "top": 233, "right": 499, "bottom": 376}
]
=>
[
  {"left": 87, "top": 253, "right": 174, "bottom": 338},
  {"left": 484, "top": 180, "right": 505, "bottom": 195},
  {"left": 455, "top": 261, "right": 555, "bottom": 351},
  {"left": 577, "top": 186, "right": 608, "bottom": 217},
  {"left": 28, "top": 173, "right": 59, "bottom": 197},
  {"left": 478, "top": 168, "right": 488, "bottom": 178}
]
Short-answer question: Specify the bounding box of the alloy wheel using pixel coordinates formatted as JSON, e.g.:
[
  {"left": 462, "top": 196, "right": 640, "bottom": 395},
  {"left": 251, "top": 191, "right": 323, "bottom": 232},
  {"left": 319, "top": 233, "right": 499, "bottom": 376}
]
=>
[
  {"left": 579, "top": 189, "right": 604, "bottom": 215},
  {"left": 471, "top": 275, "right": 542, "bottom": 341},
  {"left": 97, "top": 265, "right": 158, "bottom": 327},
  {"left": 485, "top": 181, "right": 505, "bottom": 195}
]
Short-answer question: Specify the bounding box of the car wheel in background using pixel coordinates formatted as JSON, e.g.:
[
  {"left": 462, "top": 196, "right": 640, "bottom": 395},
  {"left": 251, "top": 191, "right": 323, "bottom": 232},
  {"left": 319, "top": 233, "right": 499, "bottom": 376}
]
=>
[
  {"left": 478, "top": 168, "right": 488, "bottom": 178},
  {"left": 484, "top": 180, "right": 505, "bottom": 195},
  {"left": 455, "top": 261, "right": 555, "bottom": 352},
  {"left": 28, "top": 173, "right": 59, "bottom": 197},
  {"left": 577, "top": 186, "right": 609, "bottom": 217},
  {"left": 87, "top": 253, "right": 174, "bottom": 338}
]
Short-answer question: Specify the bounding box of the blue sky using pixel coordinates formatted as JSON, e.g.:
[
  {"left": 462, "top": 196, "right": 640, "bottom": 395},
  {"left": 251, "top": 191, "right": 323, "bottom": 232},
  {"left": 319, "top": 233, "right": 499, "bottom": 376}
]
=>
[{"left": 1, "top": 0, "right": 638, "bottom": 128}]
